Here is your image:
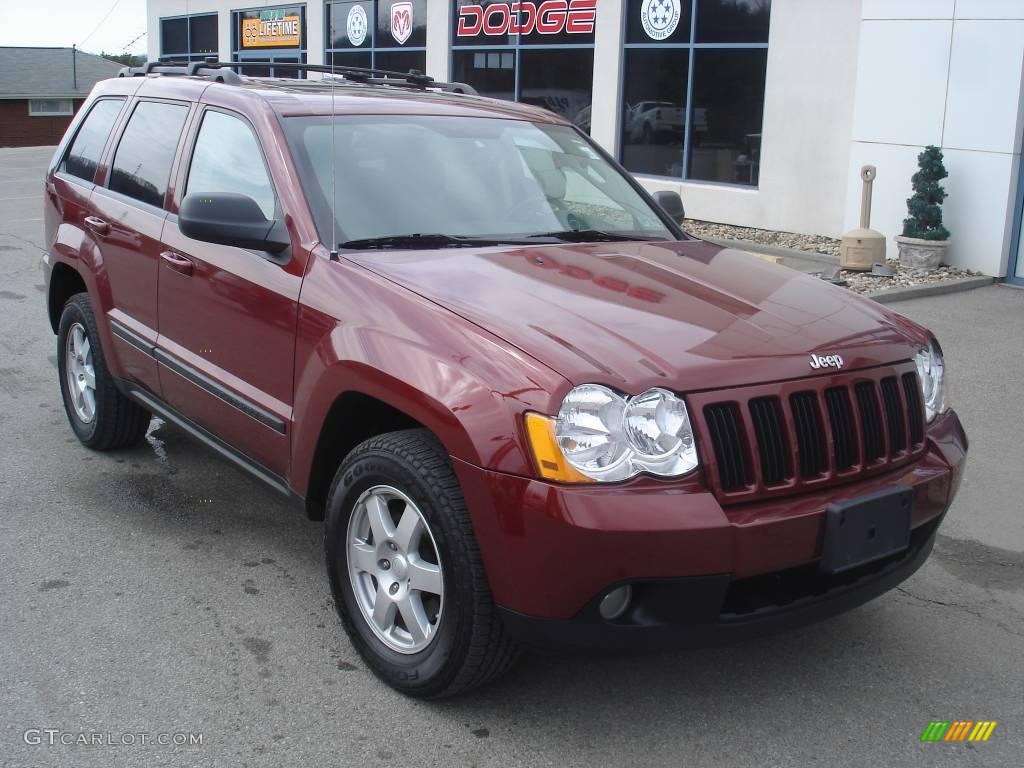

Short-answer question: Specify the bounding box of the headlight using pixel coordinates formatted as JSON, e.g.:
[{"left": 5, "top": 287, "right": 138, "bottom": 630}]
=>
[
  {"left": 524, "top": 385, "right": 699, "bottom": 483},
  {"left": 914, "top": 338, "right": 946, "bottom": 422}
]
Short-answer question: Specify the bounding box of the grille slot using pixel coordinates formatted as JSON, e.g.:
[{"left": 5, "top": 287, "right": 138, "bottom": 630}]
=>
[
  {"left": 855, "top": 382, "right": 884, "bottom": 463},
  {"left": 880, "top": 377, "right": 906, "bottom": 455},
  {"left": 825, "top": 387, "right": 857, "bottom": 470},
  {"left": 749, "top": 397, "right": 789, "bottom": 486},
  {"left": 698, "top": 363, "right": 924, "bottom": 500},
  {"left": 790, "top": 391, "right": 827, "bottom": 478},
  {"left": 902, "top": 373, "right": 925, "bottom": 446},
  {"left": 704, "top": 403, "right": 751, "bottom": 491}
]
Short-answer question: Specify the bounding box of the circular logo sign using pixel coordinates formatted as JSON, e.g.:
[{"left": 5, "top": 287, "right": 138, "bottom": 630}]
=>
[
  {"left": 641, "top": 0, "right": 681, "bottom": 41},
  {"left": 347, "top": 4, "right": 368, "bottom": 46}
]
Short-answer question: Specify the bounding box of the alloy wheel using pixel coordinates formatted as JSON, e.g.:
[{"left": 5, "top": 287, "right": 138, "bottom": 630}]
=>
[
  {"left": 346, "top": 485, "right": 444, "bottom": 654},
  {"left": 65, "top": 322, "right": 96, "bottom": 423}
]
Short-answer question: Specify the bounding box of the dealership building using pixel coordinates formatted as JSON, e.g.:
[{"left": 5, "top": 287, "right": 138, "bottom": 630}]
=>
[{"left": 145, "top": 0, "right": 1024, "bottom": 283}]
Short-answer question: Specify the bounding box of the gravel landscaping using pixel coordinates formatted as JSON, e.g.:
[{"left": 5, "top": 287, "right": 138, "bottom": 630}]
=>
[
  {"left": 835, "top": 260, "right": 978, "bottom": 294},
  {"left": 683, "top": 219, "right": 842, "bottom": 257},
  {"left": 682, "top": 219, "right": 981, "bottom": 295}
]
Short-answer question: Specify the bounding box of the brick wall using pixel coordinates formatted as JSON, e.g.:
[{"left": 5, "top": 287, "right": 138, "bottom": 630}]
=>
[{"left": 0, "top": 99, "right": 84, "bottom": 148}]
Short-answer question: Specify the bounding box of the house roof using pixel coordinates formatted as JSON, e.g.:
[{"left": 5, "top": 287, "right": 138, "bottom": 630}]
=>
[{"left": 0, "top": 47, "right": 123, "bottom": 100}]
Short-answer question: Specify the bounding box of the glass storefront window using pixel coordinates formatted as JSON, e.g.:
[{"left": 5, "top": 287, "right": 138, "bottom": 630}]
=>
[
  {"left": 696, "top": 0, "right": 770, "bottom": 43},
  {"left": 687, "top": 48, "right": 767, "bottom": 185},
  {"left": 451, "top": 51, "right": 515, "bottom": 101},
  {"left": 519, "top": 49, "right": 594, "bottom": 133},
  {"left": 326, "top": 0, "right": 427, "bottom": 73},
  {"left": 621, "top": 48, "right": 688, "bottom": 177},
  {"left": 450, "top": 0, "right": 597, "bottom": 133},
  {"left": 159, "top": 13, "right": 218, "bottom": 62},
  {"left": 619, "top": 0, "right": 771, "bottom": 186},
  {"left": 232, "top": 5, "right": 307, "bottom": 78}
]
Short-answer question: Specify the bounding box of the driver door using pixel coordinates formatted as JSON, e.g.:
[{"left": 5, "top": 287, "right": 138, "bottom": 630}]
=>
[{"left": 156, "top": 107, "right": 301, "bottom": 479}]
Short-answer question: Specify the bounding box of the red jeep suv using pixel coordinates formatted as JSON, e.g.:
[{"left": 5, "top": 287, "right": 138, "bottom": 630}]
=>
[{"left": 43, "top": 61, "right": 967, "bottom": 698}]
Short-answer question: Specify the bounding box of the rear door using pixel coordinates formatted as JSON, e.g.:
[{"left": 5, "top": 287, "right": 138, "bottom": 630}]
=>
[
  {"left": 156, "top": 107, "right": 301, "bottom": 478},
  {"left": 87, "top": 98, "right": 192, "bottom": 394}
]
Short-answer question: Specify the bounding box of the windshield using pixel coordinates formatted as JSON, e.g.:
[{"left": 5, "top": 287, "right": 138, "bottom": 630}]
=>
[{"left": 282, "top": 115, "right": 675, "bottom": 248}]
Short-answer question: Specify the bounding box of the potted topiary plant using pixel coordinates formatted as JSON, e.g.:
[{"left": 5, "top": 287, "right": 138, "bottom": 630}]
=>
[{"left": 895, "top": 145, "right": 950, "bottom": 269}]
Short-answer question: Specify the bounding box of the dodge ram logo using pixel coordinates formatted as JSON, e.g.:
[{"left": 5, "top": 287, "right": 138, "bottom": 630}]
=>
[
  {"left": 809, "top": 353, "right": 844, "bottom": 370},
  {"left": 391, "top": 2, "right": 413, "bottom": 45}
]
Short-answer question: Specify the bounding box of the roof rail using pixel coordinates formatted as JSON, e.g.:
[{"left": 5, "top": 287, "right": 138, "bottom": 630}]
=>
[
  {"left": 118, "top": 58, "right": 477, "bottom": 95},
  {"left": 118, "top": 57, "right": 242, "bottom": 84}
]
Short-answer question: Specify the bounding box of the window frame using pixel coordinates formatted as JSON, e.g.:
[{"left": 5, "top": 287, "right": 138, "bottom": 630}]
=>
[
  {"left": 181, "top": 106, "right": 281, "bottom": 223},
  {"left": 618, "top": 0, "right": 770, "bottom": 188},
  {"left": 324, "top": 0, "right": 427, "bottom": 72},
  {"left": 447, "top": 2, "right": 596, "bottom": 131},
  {"left": 28, "top": 99, "right": 74, "bottom": 117},
  {"left": 159, "top": 12, "right": 220, "bottom": 61},
  {"left": 103, "top": 97, "right": 193, "bottom": 213},
  {"left": 57, "top": 97, "right": 128, "bottom": 186}
]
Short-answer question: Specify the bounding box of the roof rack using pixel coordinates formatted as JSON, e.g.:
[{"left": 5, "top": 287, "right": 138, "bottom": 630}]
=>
[{"left": 118, "top": 57, "right": 478, "bottom": 95}]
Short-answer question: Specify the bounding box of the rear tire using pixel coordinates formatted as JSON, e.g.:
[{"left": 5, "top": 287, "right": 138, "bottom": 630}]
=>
[
  {"left": 57, "top": 293, "right": 150, "bottom": 450},
  {"left": 325, "top": 429, "right": 520, "bottom": 697}
]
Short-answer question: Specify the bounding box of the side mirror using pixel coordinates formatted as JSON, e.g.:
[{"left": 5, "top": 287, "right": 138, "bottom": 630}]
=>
[
  {"left": 652, "top": 190, "right": 686, "bottom": 224},
  {"left": 178, "top": 193, "right": 289, "bottom": 254}
]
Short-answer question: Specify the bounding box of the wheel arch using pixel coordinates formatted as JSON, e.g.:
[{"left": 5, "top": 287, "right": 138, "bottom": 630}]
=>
[
  {"left": 302, "top": 389, "right": 434, "bottom": 520},
  {"left": 47, "top": 261, "right": 88, "bottom": 333}
]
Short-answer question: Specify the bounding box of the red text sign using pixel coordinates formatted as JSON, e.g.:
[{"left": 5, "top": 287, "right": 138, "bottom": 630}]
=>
[{"left": 456, "top": 1, "right": 597, "bottom": 37}]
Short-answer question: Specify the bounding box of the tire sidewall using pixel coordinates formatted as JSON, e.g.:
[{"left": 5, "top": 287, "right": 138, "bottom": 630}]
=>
[
  {"left": 325, "top": 450, "right": 467, "bottom": 693},
  {"left": 57, "top": 297, "right": 100, "bottom": 443}
]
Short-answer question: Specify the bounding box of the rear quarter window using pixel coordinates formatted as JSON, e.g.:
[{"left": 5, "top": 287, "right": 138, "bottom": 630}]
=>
[{"left": 63, "top": 99, "right": 124, "bottom": 183}]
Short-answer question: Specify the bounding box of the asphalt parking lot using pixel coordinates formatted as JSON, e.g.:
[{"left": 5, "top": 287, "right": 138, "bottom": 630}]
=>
[{"left": 1, "top": 144, "right": 1022, "bottom": 768}]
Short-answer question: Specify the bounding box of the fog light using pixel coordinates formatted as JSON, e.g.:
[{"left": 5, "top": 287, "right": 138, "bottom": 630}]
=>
[{"left": 598, "top": 585, "right": 632, "bottom": 621}]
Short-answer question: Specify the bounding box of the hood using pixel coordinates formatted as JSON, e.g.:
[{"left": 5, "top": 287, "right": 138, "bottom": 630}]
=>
[{"left": 348, "top": 239, "right": 928, "bottom": 393}]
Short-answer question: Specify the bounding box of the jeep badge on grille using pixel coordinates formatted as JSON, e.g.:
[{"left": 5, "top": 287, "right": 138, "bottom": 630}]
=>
[{"left": 809, "top": 353, "right": 844, "bottom": 370}]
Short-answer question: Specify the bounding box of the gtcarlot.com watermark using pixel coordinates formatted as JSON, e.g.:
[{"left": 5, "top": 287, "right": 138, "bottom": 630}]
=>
[{"left": 23, "top": 729, "right": 203, "bottom": 747}]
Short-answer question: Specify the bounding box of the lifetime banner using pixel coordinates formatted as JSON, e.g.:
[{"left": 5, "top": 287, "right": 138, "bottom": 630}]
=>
[{"left": 241, "top": 12, "right": 302, "bottom": 48}]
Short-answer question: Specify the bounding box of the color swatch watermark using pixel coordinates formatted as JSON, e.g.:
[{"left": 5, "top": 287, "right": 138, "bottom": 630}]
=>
[{"left": 920, "top": 721, "right": 997, "bottom": 742}]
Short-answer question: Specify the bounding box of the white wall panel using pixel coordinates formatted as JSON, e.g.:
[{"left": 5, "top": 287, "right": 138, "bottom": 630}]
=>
[
  {"left": 944, "top": 20, "right": 1024, "bottom": 153},
  {"left": 940, "top": 148, "right": 1018, "bottom": 275},
  {"left": 955, "top": 0, "right": 1024, "bottom": 19},
  {"left": 863, "top": 0, "right": 954, "bottom": 20},
  {"left": 852, "top": 20, "right": 952, "bottom": 146}
]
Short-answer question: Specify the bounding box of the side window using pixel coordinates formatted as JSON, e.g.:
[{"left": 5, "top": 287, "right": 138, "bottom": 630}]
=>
[
  {"left": 186, "top": 111, "right": 276, "bottom": 220},
  {"left": 63, "top": 99, "right": 124, "bottom": 182},
  {"left": 109, "top": 101, "right": 189, "bottom": 208}
]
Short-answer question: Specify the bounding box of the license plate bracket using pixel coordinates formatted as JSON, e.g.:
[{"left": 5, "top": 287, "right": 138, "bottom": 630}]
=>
[{"left": 819, "top": 486, "right": 913, "bottom": 574}]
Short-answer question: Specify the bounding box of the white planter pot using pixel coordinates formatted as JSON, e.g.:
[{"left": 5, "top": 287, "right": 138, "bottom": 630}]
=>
[{"left": 895, "top": 235, "right": 949, "bottom": 270}]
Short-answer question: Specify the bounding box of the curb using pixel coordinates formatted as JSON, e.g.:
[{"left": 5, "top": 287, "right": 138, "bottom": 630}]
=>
[{"left": 864, "top": 275, "right": 996, "bottom": 304}]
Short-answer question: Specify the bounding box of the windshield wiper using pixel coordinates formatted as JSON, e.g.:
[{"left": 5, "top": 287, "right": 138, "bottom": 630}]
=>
[
  {"left": 526, "top": 229, "right": 666, "bottom": 243},
  {"left": 339, "top": 233, "right": 528, "bottom": 250}
]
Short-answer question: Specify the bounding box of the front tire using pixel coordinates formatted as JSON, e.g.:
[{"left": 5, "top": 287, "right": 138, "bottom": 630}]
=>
[
  {"left": 57, "top": 293, "right": 149, "bottom": 450},
  {"left": 325, "top": 429, "right": 519, "bottom": 697}
]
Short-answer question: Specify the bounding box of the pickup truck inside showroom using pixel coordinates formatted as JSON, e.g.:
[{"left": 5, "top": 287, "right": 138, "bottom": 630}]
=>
[{"left": 43, "top": 60, "right": 966, "bottom": 698}]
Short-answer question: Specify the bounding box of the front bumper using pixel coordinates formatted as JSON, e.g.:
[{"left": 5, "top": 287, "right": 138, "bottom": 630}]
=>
[{"left": 452, "top": 409, "right": 967, "bottom": 650}]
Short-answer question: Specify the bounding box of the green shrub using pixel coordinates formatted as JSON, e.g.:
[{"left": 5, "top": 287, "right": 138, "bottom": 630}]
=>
[{"left": 902, "top": 145, "right": 950, "bottom": 241}]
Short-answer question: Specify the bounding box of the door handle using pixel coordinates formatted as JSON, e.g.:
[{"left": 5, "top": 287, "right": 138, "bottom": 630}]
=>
[
  {"left": 160, "top": 250, "right": 194, "bottom": 276},
  {"left": 83, "top": 216, "right": 110, "bottom": 236}
]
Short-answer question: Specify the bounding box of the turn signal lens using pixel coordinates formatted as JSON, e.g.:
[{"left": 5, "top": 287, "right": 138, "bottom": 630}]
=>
[{"left": 524, "top": 412, "right": 593, "bottom": 483}]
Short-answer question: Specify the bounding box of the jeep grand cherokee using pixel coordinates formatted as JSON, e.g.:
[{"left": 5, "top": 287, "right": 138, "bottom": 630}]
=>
[{"left": 42, "top": 61, "right": 967, "bottom": 698}]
